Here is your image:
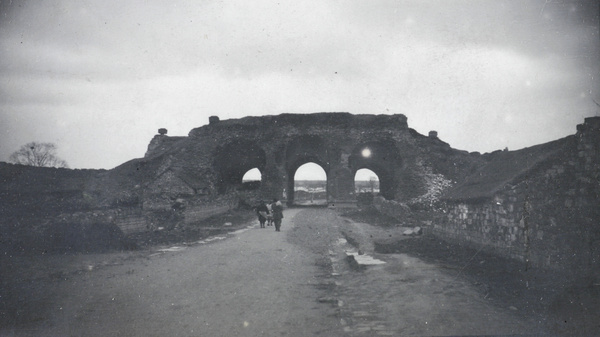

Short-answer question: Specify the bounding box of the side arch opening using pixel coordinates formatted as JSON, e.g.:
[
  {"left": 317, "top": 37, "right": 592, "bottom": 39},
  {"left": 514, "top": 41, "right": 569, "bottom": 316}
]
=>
[
  {"left": 214, "top": 140, "right": 266, "bottom": 194},
  {"left": 349, "top": 140, "right": 400, "bottom": 200},
  {"left": 354, "top": 168, "right": 380, "bottom": 206}
]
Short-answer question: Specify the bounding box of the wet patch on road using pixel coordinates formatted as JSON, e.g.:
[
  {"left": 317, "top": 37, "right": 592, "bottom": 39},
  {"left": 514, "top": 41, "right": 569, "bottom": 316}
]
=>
[{"left": 149, "top": 222, "right": 259, "bottom": 256}]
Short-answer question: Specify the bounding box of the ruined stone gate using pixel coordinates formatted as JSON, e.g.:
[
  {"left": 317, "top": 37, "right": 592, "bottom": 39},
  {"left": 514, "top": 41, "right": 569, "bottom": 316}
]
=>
[
  {"left": 143, "top": 113, "right": 479, "bottom": 207},
  {"left": 139, "top": 113, "right": 600, "bottom": 277},
  {"left": 2, "top": 113, "right": 598, "bottom": 277}
]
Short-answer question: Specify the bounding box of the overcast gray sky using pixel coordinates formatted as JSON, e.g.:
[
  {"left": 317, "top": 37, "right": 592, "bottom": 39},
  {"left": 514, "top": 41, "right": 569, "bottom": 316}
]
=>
[{"left": 1, "top": 0, "right": 598, "bottom": 169}]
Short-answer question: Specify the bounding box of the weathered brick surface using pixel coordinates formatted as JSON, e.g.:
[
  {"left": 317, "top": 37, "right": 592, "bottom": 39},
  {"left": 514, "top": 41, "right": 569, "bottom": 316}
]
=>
[
  {"left": 146, "top": 113, "right": 484, "bottom": 206},
  {"left": 429, "top": 117, "right": 600, "bottom": 278}
]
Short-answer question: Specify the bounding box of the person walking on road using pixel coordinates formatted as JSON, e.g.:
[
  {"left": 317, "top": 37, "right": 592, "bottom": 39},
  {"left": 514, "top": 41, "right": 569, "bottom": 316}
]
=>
[
  {"left": 271, "top": 198, "right": 284, "bottom": 232},
  {"left": 265, "top": 202, "right": 273, "bottom": 226},
  {"left": 255, "top": 200, "right": 269, "bottom": 228}
]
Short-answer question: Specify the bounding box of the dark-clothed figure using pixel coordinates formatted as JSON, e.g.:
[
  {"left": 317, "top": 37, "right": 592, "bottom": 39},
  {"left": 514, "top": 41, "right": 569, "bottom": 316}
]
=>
[
  {"left": 265, "top": 203, "right": 273, "bottom": 226},
  {"left": 255, "top": 201, "right": 269, "bottom": 228},
  {"left": 271, "top": 199, "right": 284, "bottom": 232}
]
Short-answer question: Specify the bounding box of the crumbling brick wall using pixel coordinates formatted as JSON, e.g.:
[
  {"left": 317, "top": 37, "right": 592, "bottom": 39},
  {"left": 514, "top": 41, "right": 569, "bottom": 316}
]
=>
[{"left": 432, "top": 117, "right": 600, "bottom": 278}]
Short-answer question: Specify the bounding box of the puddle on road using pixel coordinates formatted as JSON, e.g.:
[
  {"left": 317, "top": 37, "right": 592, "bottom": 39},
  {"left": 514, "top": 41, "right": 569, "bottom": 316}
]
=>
[
  {"left": 230, "top": 227, "right": 254, "bottom": 235},
  {"left": 196, "top": 236, "right": 227, "bottom": 244},
  {"left": 157, "top": 246, "right": 186, "bottom": 252},
  {"left": 335, "top": 236, "right": 386, "bottom": 266},
  {"left": 346, "top": 251, "right": 386, "bottom": 265},
  {"left": 150, "top": 246, "right": 188, "bottom": 257}
]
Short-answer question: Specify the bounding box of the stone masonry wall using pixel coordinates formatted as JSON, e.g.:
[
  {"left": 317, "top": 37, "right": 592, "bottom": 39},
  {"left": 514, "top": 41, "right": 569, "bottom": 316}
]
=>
[
  {"left": 434, "top": 191, "right": 528, "bottom": 262},
  {"left": 183, "top": 204, "right": 235, "bottom": 225},
  {"left": 53, "top": 209, "right": 146, "bottom": 235},
  {"left": 431, "top": 117, "right": 600, "bottom": 277}
]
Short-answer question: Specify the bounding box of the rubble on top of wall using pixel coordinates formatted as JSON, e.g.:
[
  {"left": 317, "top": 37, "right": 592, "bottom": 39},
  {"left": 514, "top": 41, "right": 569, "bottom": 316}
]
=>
[{"left": 407, "top": 160, "right": 454, "bottom": 209}]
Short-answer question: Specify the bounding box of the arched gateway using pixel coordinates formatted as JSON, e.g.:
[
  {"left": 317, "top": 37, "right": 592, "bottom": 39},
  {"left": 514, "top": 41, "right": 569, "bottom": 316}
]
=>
[{"left": 143, "top": 113, "right": 475, "bottom": 208}]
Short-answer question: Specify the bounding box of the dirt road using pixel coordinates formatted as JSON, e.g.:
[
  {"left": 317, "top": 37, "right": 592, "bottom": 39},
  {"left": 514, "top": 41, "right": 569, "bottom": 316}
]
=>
[
  {"left": 2, "top": 208, "right": 568, "bottom": 336},
  {"left": 291, "top": 209, "right": 544, "bottom": 336},
  {"left": 2, "top": 209, "right": 342, "bottom": 336}
]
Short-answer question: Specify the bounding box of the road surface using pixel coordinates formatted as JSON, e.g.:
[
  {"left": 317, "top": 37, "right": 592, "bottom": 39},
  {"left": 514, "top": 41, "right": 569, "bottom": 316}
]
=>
[{"left": 2, "top": 208, "right": 551, "bottom": 336}]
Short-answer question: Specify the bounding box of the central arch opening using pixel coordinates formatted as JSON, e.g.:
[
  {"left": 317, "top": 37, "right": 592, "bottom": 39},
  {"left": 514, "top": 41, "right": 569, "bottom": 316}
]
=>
[{"left": 293, "top": 162, "right": 327, "bottom": 206}]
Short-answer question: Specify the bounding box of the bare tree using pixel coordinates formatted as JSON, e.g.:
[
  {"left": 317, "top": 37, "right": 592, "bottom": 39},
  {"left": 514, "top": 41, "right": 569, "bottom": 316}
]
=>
[{"left": 9, "top": 142, "right": 69, "bottom": 168}]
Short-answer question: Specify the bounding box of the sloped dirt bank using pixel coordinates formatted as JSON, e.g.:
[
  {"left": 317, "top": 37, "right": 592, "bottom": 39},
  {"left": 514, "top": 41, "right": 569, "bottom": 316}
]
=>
[
  {"left": 0, "top": 209, "right": 257, "bottom": 331},
  {"left": 1, "top": 209, "right": 256, "bottom": 256}
]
